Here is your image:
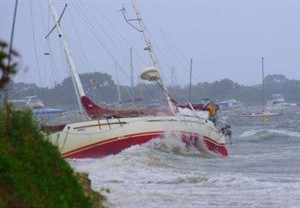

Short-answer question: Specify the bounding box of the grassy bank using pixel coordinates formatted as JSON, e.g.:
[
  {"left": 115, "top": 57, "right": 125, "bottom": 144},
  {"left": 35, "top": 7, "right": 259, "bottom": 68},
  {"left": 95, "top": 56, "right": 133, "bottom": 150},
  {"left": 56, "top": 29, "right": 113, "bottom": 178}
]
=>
[{"left": 0, "top": 107, "right": 105, "bottom": 208}]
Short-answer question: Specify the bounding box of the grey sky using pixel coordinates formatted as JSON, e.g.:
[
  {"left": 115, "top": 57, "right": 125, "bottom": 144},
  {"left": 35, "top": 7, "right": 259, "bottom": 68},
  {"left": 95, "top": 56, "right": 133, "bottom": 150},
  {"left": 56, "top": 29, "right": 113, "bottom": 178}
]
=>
[{"left": 1, "top": 0, "right": 300, "bottom": 88}]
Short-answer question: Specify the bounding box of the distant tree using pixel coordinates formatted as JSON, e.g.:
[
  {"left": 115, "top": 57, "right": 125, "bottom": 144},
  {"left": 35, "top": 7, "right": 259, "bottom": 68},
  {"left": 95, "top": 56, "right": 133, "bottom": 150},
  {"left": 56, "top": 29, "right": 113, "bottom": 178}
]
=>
[
  {"left": 265, "top": 74, "right": 288, "bottom": 85},
  {"left": 4, "top": 70, "right": 300, "bottom": 107}
]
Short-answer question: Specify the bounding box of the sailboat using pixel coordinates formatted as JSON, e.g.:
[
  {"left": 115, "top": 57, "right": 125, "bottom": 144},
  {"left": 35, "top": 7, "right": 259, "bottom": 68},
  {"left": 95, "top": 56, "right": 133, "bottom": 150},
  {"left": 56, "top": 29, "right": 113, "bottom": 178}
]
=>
[
  {"left": 239, "top": 57, "right": 282, "bottom": 118},
  {"left": 45, "top": 0, "right": 231, "bottom": 158}
]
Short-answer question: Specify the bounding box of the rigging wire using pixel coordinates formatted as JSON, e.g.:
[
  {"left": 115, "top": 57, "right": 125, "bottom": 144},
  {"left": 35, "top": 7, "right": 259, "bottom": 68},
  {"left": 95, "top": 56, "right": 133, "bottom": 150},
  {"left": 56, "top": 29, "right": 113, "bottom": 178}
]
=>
[
  {"left": 152, "top": 20, "right": 187, "bottom": 68},
  {"left": 5, "top": 0, "right": 18, "bottom": 104},
  {"left": 141, "top": 9, "right": 189, "bottom": 87},
  {"left": 69, "top": 1, "right": 163, "bottom": 104},
  {"left": 137, "top": 4, "right": 203, "bottom": 88},
  {"left": 45, "top": 3, "right": 61, "bottom": 88},
  {"left": 7, "top": 0, "right": 18, "bottom": 68},
  {"left": 46, "top": 36, "right": 60, "bottom": 87},
  {"left": 79, "top": 2, "right": 131, "bottom": 69},
  {"left": 141, "top": 80, "right": 160, "bottom": 102},
  {"left": 77, "top": 1, "right": 162, "bottom": 102},
  {"left": 38, "top": 0, "right": 53, "bottom": 89},
  {"left": 136, "top": 4, "right": 172, "bottom": 81},
  {"left": 29, "top": 0, "right": 46, "bottom": 102},
  {"left": 49, "top": 2, "right": 166, "bottom": 105},
  {"left": 90, "top": 1, "right": 162, "bottom": 100},
  {"left": 60, "top": 41, "right": 80, "bottom": 111},
  {"left": 89, "top": 1, "right": 148, "bottom": 66},
  {"left": 67, "top": 2, "right": 134, "bottom": 103},
  {"left": 48, "top": 14, "right": 80, "bottom": 112},
  {"left": 67, "top": 6, "right": 92, "bottom": 73},
  {"left": 72, "top": 2, "right": 131, "bottom": 82},
  {"left": 115, "top": 64, "right": 135, "bottom": 103}
]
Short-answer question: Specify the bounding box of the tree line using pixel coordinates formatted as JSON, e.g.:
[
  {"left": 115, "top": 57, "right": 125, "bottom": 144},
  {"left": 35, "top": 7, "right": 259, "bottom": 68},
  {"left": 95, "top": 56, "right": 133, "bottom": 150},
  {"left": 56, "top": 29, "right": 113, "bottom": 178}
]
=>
[{"left": 2, "top": 72, "right": 300, "bottom": 110}]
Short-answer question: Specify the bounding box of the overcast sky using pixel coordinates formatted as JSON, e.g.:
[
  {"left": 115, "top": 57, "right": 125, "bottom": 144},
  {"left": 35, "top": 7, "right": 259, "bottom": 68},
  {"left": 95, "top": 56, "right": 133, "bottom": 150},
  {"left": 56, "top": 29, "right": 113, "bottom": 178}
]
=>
[{"left": 1, "top": 0, "right": 300, "bottom": 88}]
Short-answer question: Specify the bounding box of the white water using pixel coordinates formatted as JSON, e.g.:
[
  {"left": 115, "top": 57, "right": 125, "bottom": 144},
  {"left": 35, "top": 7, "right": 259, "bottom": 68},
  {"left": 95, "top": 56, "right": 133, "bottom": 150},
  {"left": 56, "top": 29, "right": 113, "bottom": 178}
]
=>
[{"left": 69, "top": 112, "right": 300, "bottom": 208}]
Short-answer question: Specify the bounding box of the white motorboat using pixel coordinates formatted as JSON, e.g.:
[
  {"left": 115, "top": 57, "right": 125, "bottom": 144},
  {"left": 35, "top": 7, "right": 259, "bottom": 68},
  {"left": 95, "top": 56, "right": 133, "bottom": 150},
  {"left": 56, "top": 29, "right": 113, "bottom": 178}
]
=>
[{"left": 266, "top": 94, "right": 297, "bottom": 111}]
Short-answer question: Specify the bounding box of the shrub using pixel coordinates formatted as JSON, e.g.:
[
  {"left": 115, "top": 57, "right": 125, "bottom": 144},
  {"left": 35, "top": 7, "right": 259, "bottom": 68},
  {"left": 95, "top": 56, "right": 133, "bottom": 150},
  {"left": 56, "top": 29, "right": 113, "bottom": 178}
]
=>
[{"left": 0, "top": 106, "right": 103, "bottom": 207}]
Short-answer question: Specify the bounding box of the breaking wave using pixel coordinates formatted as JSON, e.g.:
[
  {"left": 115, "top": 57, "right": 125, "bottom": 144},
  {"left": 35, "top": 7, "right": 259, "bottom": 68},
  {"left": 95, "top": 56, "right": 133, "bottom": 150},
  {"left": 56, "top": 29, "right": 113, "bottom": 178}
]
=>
[
  {"left": 143, "top": 132, "right": 217, "bottom": 158},
  {"left": 67, "top": 111, "right": 300, "bottom": 208},
  {"left": 239, "top": 128, "right": 300, "bottom": 139},
  {"left": 267, "top": 129, "right": 300, "bottom": 137}
]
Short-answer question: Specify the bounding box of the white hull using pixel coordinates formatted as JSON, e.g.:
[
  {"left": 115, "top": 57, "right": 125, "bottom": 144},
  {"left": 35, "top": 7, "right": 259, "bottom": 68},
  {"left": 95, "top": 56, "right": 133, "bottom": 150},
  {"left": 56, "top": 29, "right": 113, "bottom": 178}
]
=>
[{"left": 47, "top": 115, "right": 228, "bottom": 158}]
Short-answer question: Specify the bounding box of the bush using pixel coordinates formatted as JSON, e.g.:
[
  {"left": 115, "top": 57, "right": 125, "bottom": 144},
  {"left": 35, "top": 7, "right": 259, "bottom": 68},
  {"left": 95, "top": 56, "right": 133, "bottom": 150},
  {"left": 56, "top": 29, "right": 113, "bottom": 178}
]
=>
[{"left": 0, "top": 106, "right": 103, "bottom": 208}]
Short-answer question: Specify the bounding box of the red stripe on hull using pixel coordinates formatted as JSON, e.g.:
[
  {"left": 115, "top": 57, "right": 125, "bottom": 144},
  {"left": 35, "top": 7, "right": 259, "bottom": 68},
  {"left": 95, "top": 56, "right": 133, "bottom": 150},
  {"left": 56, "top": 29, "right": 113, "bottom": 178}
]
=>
[
  {"left": 181, "top": 134, "right": 228, "bottom": 157},
  {"left": 63, "top": 133, "right": 228, "bottom": 159},
  {"left": 203, "top": 137, "right": 228, "bottom": 157},
  {"left": 63, "top": 133, "right": 164, "bottom": 158}
]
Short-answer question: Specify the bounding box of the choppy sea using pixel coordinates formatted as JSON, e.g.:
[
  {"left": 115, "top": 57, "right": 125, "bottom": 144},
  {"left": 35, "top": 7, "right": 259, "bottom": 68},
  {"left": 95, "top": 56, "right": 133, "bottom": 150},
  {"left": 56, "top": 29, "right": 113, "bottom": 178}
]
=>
[{"left": 69, "top": 109, "right": 300, "bottom": 208}]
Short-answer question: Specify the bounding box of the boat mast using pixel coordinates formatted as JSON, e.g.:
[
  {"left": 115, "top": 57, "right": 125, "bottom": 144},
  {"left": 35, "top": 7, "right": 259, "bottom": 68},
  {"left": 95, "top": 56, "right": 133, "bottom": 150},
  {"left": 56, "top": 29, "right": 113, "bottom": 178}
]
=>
[
  {"left": 189, "top": 59, "right": 193, "bottom": 101},
  {"left": 130, "top": 47, "right": 135, "bottom": 104},
  {"left": 48, "top": 0, "right": 84, "bottom": 115},
  {"left": 114, "top": 61, "right": 122, "bottom": 107},
  {"left": 261, "top": 57, "right": 265, "bottom": 111},
  {"left": 130, "top": 0, "right": 176, "bottom": 113}
]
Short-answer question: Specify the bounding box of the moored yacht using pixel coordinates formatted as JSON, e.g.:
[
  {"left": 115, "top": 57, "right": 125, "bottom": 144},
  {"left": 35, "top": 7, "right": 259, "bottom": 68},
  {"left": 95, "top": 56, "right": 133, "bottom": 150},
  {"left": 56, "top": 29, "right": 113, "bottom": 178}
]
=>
[{"left": 266, "top": 94, "right": 297, "bottom": 110}]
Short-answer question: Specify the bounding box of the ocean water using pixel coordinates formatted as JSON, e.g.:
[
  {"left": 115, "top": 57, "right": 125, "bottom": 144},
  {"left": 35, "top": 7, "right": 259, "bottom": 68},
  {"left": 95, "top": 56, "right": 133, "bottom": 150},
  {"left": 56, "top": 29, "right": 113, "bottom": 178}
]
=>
[{"left": 69, "top": 110, "right": 300, "bottom": 208}]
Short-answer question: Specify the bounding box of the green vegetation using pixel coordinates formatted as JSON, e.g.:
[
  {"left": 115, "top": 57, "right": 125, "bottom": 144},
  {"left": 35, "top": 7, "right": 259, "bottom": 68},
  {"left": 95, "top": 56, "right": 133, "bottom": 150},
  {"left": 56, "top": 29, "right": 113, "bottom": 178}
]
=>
[
  {"left": 0, "top": 41, "right": 18, "bottom": 90},
  {"left": 4, "top": 72, "right": 300, "bottom": 110},
  {"left": 0, "top": 40, "right": 105, "bottom": 208},
  {"left": 0, "top": 107, "right": 101, "bottom": 207}
]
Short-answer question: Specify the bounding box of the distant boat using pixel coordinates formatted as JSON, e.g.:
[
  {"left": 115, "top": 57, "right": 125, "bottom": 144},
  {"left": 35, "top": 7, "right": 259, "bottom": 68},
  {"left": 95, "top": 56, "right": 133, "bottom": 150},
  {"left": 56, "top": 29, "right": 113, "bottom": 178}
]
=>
[
  {"left": 32, "top": 108, "right": 65, "bottom": 116},
  {"left": 218, "top": 99, "right": 243, "bottom": 111},
  {"left": 8, "top": 96, "right": 65, "bottom": 115},
  {"left": 266, "top": 94, "right": 297, "bottom": 110},
  {"left": 239, "top": 57, "right": 282, "bottom": 118},
  {"left": 239, "top": 109, "right": 282, "bottom": 118}
]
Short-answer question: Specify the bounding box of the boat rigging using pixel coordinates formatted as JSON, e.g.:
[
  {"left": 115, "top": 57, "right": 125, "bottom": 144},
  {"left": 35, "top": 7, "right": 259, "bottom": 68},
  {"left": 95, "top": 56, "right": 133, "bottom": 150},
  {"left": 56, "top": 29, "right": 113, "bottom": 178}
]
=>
[
  {"left": 121, "top": 0, "right": 177, "bottom": 113},
  {"left": 44, "top": 0, "right": 230, "bottom": 158}
]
